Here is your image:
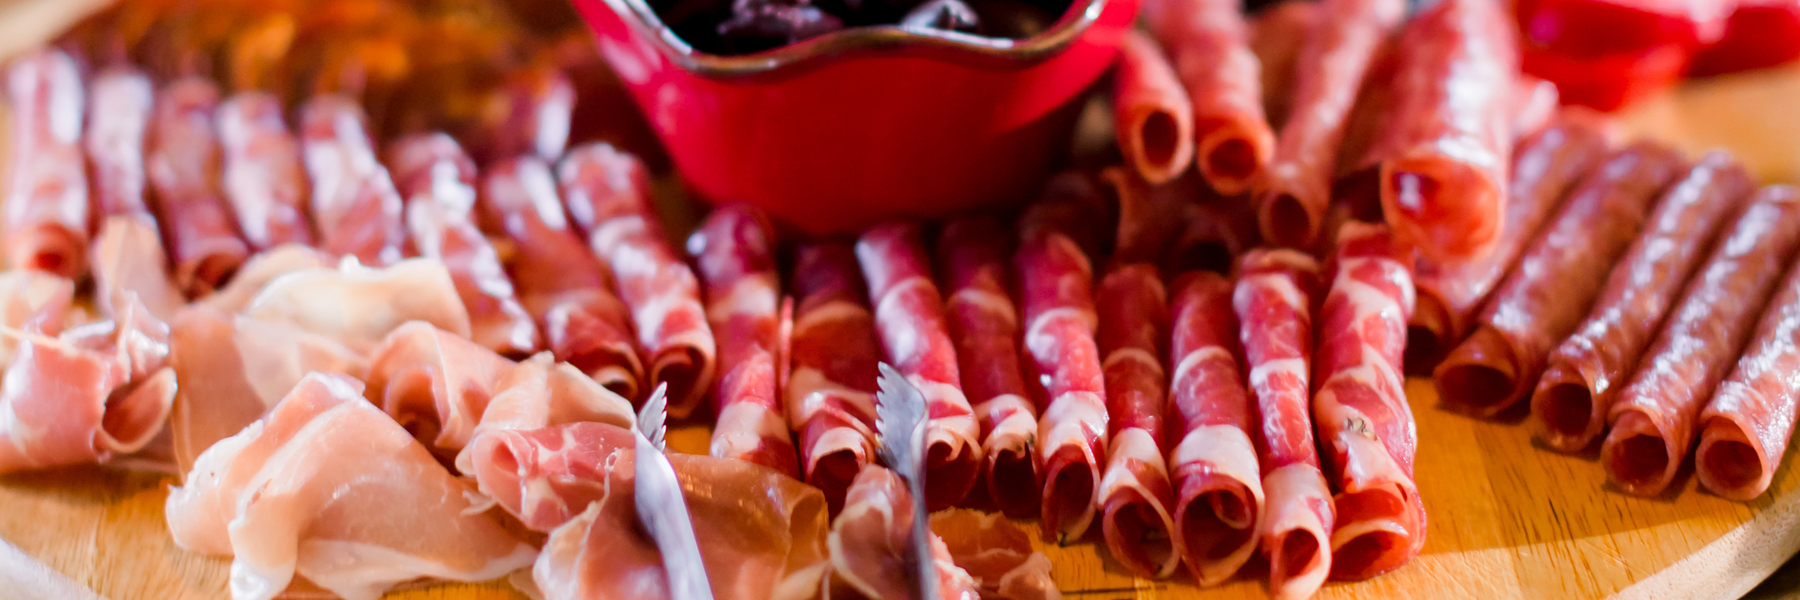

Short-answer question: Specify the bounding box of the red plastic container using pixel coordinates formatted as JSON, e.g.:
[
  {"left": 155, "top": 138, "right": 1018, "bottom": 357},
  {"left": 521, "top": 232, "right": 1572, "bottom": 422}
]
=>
[{"left": 570, "top": 0, "right": 1139, "bottom": 234}]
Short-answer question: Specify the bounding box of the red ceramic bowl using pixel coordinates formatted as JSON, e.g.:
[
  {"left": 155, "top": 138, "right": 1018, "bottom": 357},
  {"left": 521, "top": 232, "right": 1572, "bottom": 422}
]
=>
[{"left": 569, "top": 0, "right": 1139, "bottom": 234}]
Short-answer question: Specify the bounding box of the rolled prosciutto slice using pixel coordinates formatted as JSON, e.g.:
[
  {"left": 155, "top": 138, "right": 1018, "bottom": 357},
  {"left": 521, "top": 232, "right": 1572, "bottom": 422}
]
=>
[
  {"left": 1166, "top": 176, "right": 1262, "bottom": 276},
  {"left": 937, "top": 217, "right": 1040, "bottom": 519},
  {"left": 828, "top": 465, "right": 983, "bottom": 600},
  {"left": 1248, "top": 0, "right": 1320, "bottom": 129},
  {"left": 4, "top": 49, "right": 88, "bottom": 279},
  {"left": 1407, "top": 118, "right": 1610, "bottom": 375},
  {"left": 1315, "top": 222, "right": 1422, "bottom": 580},
  {"left": 1095, "top": 262, "right": 1178, "bottom": 578},
  {"left": 785, "top": 242, "right": 882, "bottom": 514},
  {"left": 1360, "top": 0, "right": 1519, "bottom": 261},
  {"left": 165, "top": 373, "right": 538, "bottom": 600},
  {"left": 84, "top": 65, "right": 156, "bottom": 225},
  {"left": 481, "top": 155, "right": 641, "bottom": 398},
  {"left": 1015, "top": 174, "right": 1112, "bottom": 541},
  {"left": 690, "top": 205, "right": 799, "bottom": 477},
  {"left": 558, "top": 142, "right": 716, "bottom": 416},
  {"left": 299, "top": 94, "right": 406, "bottom": 265},
  {"left": 387, "top": 133, "right": 538, "bottom": 356},
  {"left": 857, "top": 222, "right": 983, "bottom": 510},
  {"left": 1114, "top": 30, "right": 1194, "bottom": 185},
  {"left": 472, "top": 65, "right": 575, "bottom": 164},
  {"left": 1256, "top": 0, "right": 1405, "bottom": 249},
  {"left": 1435, "top": 143, "right": 1686, "bottom": 419},
  {"left": 1603, "top": 186, "right": 1800, "bottom": 497},
  {"left": 1532, "top": 152, "right": 1754, "bottom": 452},
  {"left": 1697, "top": 251, "right": 1800, "bottom": 500},
  {"left": 1234, "top": 249, "right": 1333, "bottom": 599},
  {"left": 146, "top": 77, "right": 250, "bottom": 297},
  {"left": 1145, "top": 0, "right": 1274, "bottom": 195},
  {"left": 218, "top": 91, "right": 315, "bottom": 250},
  {"left": 1165, "top": 270, "right": 1262, "bottom": 585}
]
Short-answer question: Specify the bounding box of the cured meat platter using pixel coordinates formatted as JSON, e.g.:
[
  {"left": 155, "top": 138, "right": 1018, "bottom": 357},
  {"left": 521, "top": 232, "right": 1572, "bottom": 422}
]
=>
[{"left": 4, "top": 46, "right": 1800, "bottom": 597}]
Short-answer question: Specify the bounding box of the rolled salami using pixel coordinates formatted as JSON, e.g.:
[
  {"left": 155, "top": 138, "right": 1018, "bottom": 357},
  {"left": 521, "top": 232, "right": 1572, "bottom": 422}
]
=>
[
  {"left": 1408, "top": 117, "right": 1611, "bottom": 374},
  {"left": 785, "top": 242, "right": 882, "bottom": 514},
  {"left": 1114, "top": 30, "right": 1194, "bottom": 185},
  {"left": 5, "top": 49, "right": 90, "bottom": 279},
  {"left": 218, "top": 91, "right": 316, "bottom": 250},
  {"left": 1697, "top": 246, "right": 1800, "bottom": 500},
  {"left": 146, "top": 77, "right": 250, "bottom": 297},
  {"left": 1096, "top": 262, "right": 1177, "bottom": 578},
  {"left": 1145, "top": 0, "right": 1274, "bottom": 195},
  {"left": 1235, "top": 248, "right": 1333, "bottom": 599},
  {"left": 1604, "top": 186, "right": 1800, "bottom": 497},
  {"left": 1167, "top": 270, "right": 1262, "bottom": 585},
  {"left": 1256, "top": 0, "right": 1405, "bottom": 249},
  {"left": 1532, "top": 152, "right": 1754, "bottom": 451},
  {"left": 690, "top": 204, "right": 799, "bottom": 477},
  {"left": 937, "top": 217, "right": 1041, "bottom": 519},
  {"left": 299, "top": 94, "right": 406, "bottom": 265},
  {"left": 558, "top": 142, "right": 717, "bottom": 418},
  {"left": 84, "top": 65, "right": 156, "bottom": 226},
  {"left": 387, "top": 132, "right": 539, "bottom": 357},
  {"left": 479, "top": 155, "right": 642, "bottom": 399},
  {"left": 1315, "top": 222, "right": 1420, "bottom": 581},
  {"left": 1435, "top": 142, "right": 1686, "bottom": 419},
  {"left": 857, "top": 222, "right": 983, "bottom": 510}
]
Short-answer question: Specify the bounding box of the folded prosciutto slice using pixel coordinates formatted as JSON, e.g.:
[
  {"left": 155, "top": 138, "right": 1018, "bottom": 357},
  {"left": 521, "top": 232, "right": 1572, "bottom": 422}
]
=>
[
  {"left": 1435, "top": 142, "right": 1686, "bottom": 418},
  {"left": 4, "top": 48, "right": 89, "bottom": 279},
  {"left": 928, "top": 509, "right": 1062, "bottom": 600},
  {"left": 1113, "top": 30, "right": 1194, "bottom": 185},
  {"left": 481, "top": 155, "right": 640, "bottom": 398},
  {"left": 858, "top": 222, "right": 984, "bottom": 510},
  {"left": 1235, "top": 249, "right": 1333, "bottom": 599},
  {"left": 165, "top": 373, "right": 538, "bottom": 600},
  {"left": 1532, "top": 152, "right": 1754, "bottom": 452},
  {"left": 1016, "top": 173, "right": 1112, "bottom": 541},
  {"left": 299, "top": 94, "right": 406, "bottom": 266},
  {"left": 785, "top": 242, "right": 882, "bottom": 515},
  {"left": 90, "top": 216, "right": 185, "bottom": 321},
  {"left": 559, "top": 143, "right": 716, "bottom": 415},
  {"left": 1408, "top": 118, "right": 1610, "bottom": 375},
  {"left": 828, "top": 465, "right": 981, "bottom": 600},
  {"left": 0, "top": 271, "right": 75, "bottom": 369},
  {"left": 1698, "top": 244, "right": 1800, "bottom": 500},
  {"left": 365, "top": 322, "right": 516, "bottom": 460},
  {"left": 0, "top": 294, "right": 174, "bottom": 474},
  {"left": 387, "top": 132, "right": 538, "bottom": 356},
  {"left": 454, "top": 352, "right": 636, "bottom": 477},
  {"left": 1256, "top": 0, "right": 1405, "bottom": 249},
  {"left": 242, "top": 258, "right": 471, "bottom": 354},
  {"left": 194, "top": 244, "right": 333, "bottom": 315},
  {"left": 84, "top": 65, "right": 157, "bottom": 226},
  {"left": 1315, "top": 223, "right": 1422, "bottom": 580},
  {"left": 218, "top": 91, "right": 315, "bottom": 250},
  {"left": 147, "top": 77, "right": 250, "bottom": 296},
  {"left": 691, "top": 205, "right": 799, "bottom": 476},
  {"left": 1604, "top": 186, "right": 1800, "bottom": 497},
  {"left": 1144, "top": 0, "right": 1274, "bottom": 195}
]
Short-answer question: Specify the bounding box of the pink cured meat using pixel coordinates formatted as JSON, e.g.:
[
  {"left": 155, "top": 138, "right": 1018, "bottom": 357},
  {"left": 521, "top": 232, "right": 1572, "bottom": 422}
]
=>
[
  {"left": 936, "top": 217, "right": 1041, "bottom": 519},
  {"left": 386, "top": 133, "right": 539, "bottom": 356},
  {"left": 146, "top": 77, "right": 250, "bottom": 297},
  {"left": 828, "top": 466, "right": 982, "bottom": 600},
  {"left": 1248, "top": 0, "right": 1320, "bottom": 129},
  {"left": 928, "top": 509, "right": 1063, "bottom": 600},
  {"left": 1603, "top": 186, "right": 1800, "bottom": 497},
  {"left": 690, "top": 205, "right": 799, "bottom": 477},
  {"left": 1234, "top": 249, "right": 1334, "bottom": 599},
  {"left": 84, "top": 65, "right": 156, "bottom": 226},
  {"left": 1364, "top": 0, "right": 1520, "bottom": 262},
  {"left": 1017, "top": 174, "right": 1112, "bottom": 542},
  {"left": 1113, "top": 30, "right": 1195, "bottom": 185},
  {"left": 1314, "top": 223, "right": 1421, "bottom": 581},
  {"left": 217, "top": 91, "right": 316, "bottom": 250},
  {"left": 480, "top": 155, "right": 642, "bottom": 399},
  {"left": 364, "top": 321, "right": 518, "bottom": 462},
  {"left": 1095, "top": 262, "right": 1178, "bottom": 578},
  {"left": 1408, "top": 118, "right": 1611, "bottom": 375},
  {"left": 857, "top": 222, "right": 983, "bottom": 510},
  {"left": 1256, "top": 0, "right": 1406, "bottom": 250},
  {"left": 1435, "top": 142, "right": 1687, "bottom": 419},
  {"left": 473, "top": 66, "right": 575, "bottom": 164},
  {"left": 1144, "top": 0, "right": 1274, "bottom": 195},
  {"left": 558, "top": 142, "right": 717, "bottom": 417},
  {"left": 1165, "top": 271, "right": 1263, "bottom": 585},
  {"left": 299, "top": 94, "right": 406, "bottom": 265},
  {"left": 1532, "top": 151, "right": 1754, "bottom": 452},
  {"left": 4, "top": 49, "right": 89, "bottom": 279},
  {"left": 1697, "top": 246, "right": 1800, "bottom": 500},
  {"left": 784, "top": 242, "right": 882, "bottom": 515},
  {"left": 454, "top": 352, "right": 637, "bottom": 478}
]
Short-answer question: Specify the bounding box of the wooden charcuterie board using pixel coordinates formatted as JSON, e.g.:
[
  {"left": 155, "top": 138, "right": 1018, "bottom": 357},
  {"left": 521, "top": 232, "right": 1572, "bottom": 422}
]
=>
[{"left": 6, "top": 0, "right": 1800, "bottom": 594}]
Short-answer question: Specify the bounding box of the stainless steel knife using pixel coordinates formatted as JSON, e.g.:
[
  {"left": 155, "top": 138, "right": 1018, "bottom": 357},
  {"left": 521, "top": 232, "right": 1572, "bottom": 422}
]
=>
[
  {"left": 875, "top": 363, "right": 943, "bottom": 600},
  {"left": 633, "top": 383, "right": 714, "bottom": 600}
]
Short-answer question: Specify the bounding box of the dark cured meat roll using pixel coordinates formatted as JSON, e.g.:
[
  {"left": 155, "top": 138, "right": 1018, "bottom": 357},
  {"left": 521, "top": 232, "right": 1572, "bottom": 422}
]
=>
[{"left": 146, "top": 77, "right": 250, "bottom": 297}]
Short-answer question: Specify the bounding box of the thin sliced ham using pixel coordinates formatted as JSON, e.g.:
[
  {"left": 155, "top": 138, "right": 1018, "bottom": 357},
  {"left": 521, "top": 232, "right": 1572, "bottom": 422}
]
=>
[
  {"left": 1145, "top": 0, "right": 1274, "bottom": 195},
  {"left": 147, "top": 77, "right": 249, "bottom": 296},
  {"left": 241, "top": 257, "right": 471, "bottom": 354},
  {"left": 218, "top": 91, "right": 316, "bottom": 250},
  {"left": 472, "top": 65, "right": 575, "bottom": 164},
  {"left": 1114, "top": 30, "right": 1194, "bottom": 185},
  {"left": 4, "top": 48, "right": 89, "bottom": 279},
  {"left": 165, "top": 373, "right": 537, "bottom": 600},
  {"left": 299, "top": 94, "right": 406, "bottom": 266},
  {"left": 828, "top": 465, "right": 981, "bottom": 600},
  {"left": 90, "top": 215, "right": 185, "bottom": 321},
  {"left": 928, "top": 509, "right": 1062, "bottom": 600},
  {"left": 0, "top": 271, "right": 75, "bottom": 368},
  {"left": 785, "top": 242, "right": 882, "bottom": 515},
  {"left": 194, "top": 244, "right": 332, "bottom": 315},
  {"left": 84, "top": 65, "right": 157, "bottom": 226},
  {"left": 454, "top": 352, "right": 635, "bottom": 477},
  {"left": 691, "top": 204, "right": 798, "bottom": 476},
  {"left": 1096, "top": 262, "right": 1178, "bottom": 578},
  {"left": 365, "top": 321, "right": 517, "bottom": 461}
]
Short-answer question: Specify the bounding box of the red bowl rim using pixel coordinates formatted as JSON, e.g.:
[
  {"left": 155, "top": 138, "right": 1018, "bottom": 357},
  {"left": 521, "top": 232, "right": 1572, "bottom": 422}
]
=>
[{"left": 592, "top": 0, "right": 1114, "bottom": 78}]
